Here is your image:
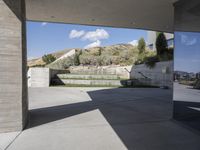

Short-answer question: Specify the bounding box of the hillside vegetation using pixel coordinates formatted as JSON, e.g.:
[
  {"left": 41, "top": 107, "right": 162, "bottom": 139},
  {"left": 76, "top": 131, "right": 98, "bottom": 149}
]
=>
[
  {"left": 46, "top": 44, "right": 156, "bottom": 69},
  {"left": 27, "top": 48, "right": 73, "bottom": 67},
  {"left": 28, "top": 33, "right": 173, "bottom": 70}
]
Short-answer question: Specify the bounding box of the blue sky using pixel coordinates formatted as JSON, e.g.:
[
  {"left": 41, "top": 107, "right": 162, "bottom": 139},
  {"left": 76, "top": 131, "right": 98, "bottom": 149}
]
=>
[
  {"left": 27, "top": 21, "right": 147, "bottom": 59},
  {"left": 174, "top": 32, "right": 200, "bottom": 73}
]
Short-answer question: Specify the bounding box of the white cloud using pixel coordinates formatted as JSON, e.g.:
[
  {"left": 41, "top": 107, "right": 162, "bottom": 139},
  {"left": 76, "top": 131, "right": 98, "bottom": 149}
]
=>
[
  {"left": 69, "top": 30, "right": 85, "bottom": 39},
  {"left": 41, "top": 22, "right": 48, "bottom": 26},
  {"left": 128, "top": 40, "right": 138, "bottom": 46},
  {"left": 82, "top": 29, "right": 109, "bottom": 41},
  {"left": 84, "top": 40, "right": 101, "bottom": 49},
  {"left": 181, "top": 35, "right": 197, "bottom": 46}
]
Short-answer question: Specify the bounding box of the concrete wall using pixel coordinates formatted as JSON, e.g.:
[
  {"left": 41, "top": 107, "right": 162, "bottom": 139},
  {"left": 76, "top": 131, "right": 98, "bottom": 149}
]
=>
[
  {"left": 28, "top": 68, "right": 69, "bottom": 87},
  {"left": 57, "top": 74, "right": 119, "bottom": 80},
  {"left": 130, "top": 61, "right": 173, "bottom": 88},
  {"left": 28, "top": 68, "right": 50, "bottom": 87},
  {"left": 0, "top": 0, "right": 28, "bottom": 133},
  {"left": 57, "top": 79, "right": 121, "bottom": 86},
  {"left": 69, "top": 65, "right": 132, "bottom": 79}
]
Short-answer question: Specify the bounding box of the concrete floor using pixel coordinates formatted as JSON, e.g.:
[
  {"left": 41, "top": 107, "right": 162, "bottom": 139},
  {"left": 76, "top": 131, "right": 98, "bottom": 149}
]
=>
[
  {"left": 1, "top": 87, "right": 200, "bottom": 150},
  {"left": 173, "top": 82, "right": 200, "bottom": 131},
  {"left": 174, "top": 82, "right": 200, "bottom": 102}
]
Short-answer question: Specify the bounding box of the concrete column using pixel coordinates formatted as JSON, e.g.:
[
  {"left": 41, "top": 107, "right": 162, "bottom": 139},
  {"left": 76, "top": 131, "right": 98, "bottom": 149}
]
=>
[
  {"left": 173, "top": 0, "right": 200, "bottom": 119},
  {"left": 0, "top": 0, "right": 28, "bottom": 133}
]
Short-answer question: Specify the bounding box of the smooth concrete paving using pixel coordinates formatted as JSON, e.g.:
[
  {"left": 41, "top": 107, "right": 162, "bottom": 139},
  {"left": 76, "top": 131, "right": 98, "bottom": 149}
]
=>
[
  {"left": 2, "top": 87, "right": 200, "bottom": 150},
  {"left": 0, "top": 132, "right": 20, "bottom": 150},
  {"left": 174, "top": 82, "right": 200, "bottom": 102},
  {"left": 173, "top": 82, "right": 200, "bottom": 130}
]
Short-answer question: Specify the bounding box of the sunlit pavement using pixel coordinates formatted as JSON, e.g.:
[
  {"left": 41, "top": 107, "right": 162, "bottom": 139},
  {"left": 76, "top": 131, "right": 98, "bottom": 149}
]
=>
[
  {"left": 174, "top": 82, "right": 200, "bottom": 102},
  {"left": 2, "top": 87, "right": 200, "bottom": 150}
]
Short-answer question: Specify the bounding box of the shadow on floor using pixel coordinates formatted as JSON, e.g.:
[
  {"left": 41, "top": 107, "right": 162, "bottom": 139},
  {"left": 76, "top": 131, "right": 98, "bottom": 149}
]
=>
[
  {"left": 173, "top": 101, "right": 200, "bottom": 133},
  {"left": 28, "top": 88, "right": 200, "bottom": 150}
]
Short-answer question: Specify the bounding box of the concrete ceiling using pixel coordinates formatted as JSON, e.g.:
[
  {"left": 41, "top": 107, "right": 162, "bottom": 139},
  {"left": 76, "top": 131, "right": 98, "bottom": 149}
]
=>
[{"left": 26, "top": 0, "right": 178, "bottom": 32}]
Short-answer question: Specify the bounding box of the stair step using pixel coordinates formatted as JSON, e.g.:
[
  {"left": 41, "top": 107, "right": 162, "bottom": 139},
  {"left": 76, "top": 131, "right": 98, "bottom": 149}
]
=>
[
  {"left": 57, "top": 74, "right": 120, "bottom": 80},
  {"left": 52, "top": 79, "right": 122, "bottom": 86}
]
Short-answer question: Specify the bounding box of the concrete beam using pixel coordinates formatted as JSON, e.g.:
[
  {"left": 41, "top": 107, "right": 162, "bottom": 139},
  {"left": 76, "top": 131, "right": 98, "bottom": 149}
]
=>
[
  {"left": 174, "top": 0, "right": 200, "bottom": 32},
  {"left": 25, "top": 0, "right": 177, "bottom": 32},
  {"left": 0, "top": 0, "right": 28, "bottom": 133}
]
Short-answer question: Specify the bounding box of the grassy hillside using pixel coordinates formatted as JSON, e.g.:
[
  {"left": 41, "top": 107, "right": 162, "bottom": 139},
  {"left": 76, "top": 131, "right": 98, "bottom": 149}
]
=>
[
  {"left": 27, "top": 48, "right": 73, "bottom": 67},
  {"left": 48, "top": 44, "right": 145, "bottom": 69},
  {"left": 28, "top": 44, "right": 156, "bottom": 69}
]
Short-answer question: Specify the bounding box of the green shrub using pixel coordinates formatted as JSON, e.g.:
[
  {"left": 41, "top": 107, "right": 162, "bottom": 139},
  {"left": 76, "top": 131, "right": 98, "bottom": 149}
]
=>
[
  {"left": 73, "top": 53, "right": 80, "bottom": 66},
  {"left": 137, "top": 38, "right": 146, "bottom": 53},
  {"left": 144, "top": 56, "right": 159, "bottom": 69},
  {"left": 42, "top": 54, "right": 56, "bottom": 64}
]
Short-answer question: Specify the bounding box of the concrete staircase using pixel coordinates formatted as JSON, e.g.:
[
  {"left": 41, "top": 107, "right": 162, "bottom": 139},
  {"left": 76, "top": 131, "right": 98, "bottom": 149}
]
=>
[{"left": 52, "top": 74, "right": 123, "bottom": 87}]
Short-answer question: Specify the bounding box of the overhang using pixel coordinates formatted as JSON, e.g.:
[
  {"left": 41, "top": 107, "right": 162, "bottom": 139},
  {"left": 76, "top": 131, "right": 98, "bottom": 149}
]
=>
[{"left": 26, "top": 0, "right": 178, "bottom": 32}]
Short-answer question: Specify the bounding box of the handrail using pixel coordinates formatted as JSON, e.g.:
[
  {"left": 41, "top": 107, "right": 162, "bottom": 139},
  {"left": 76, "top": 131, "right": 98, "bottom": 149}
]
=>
[{"left": 138, "top": 72, "right": 151, "bottom": 80}]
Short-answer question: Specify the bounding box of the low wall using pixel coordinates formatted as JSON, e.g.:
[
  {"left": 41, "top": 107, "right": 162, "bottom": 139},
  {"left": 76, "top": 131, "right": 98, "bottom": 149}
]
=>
[
  {"left": 130, "top": 61, "right": 173, "bottom": 88},
  {"left": 69, "top": 65, "right": 132, "bottom": 79},
  {"left": 54, "top": 79, "right": 121, "bottom": 86},
  {"left": 28, "top": 68, "right": 69, "bottom": 87},
  {"left": 57, "top": 74, "right": 119, "bottom": 80},
  {"left": 28, "top": 68, "right": 50, "bottom": 87}
]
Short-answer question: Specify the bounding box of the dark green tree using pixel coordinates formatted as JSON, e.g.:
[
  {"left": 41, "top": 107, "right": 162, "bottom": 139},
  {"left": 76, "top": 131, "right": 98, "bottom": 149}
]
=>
[
  {"left": 73, "top": 52, "right": 80, "bottom": 66},
  {"left": 42, "top": 54, "right": 56, "bottom": 64},
  {"left": 137, "top": 38, "right": 146, "bottom": 53},
  {"left": 98, "top": 47, "right": 102, "bottom": 56},
  {"left": 156, "top": 32, "right": 168, "bottom": 56}
]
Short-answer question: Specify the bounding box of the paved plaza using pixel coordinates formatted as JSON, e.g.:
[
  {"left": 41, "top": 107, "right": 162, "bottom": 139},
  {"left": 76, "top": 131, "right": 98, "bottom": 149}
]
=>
[{"left": 1, "top": 87, "right": 200, "bottom": 150}]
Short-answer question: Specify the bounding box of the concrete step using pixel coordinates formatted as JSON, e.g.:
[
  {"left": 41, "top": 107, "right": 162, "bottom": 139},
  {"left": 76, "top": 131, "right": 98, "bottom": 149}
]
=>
[
  {"left": 52, "top": 79, "right": 122, "bottom": 86},
  {"left": 57, "top": 74, "right": 120, "bottom": 80}
]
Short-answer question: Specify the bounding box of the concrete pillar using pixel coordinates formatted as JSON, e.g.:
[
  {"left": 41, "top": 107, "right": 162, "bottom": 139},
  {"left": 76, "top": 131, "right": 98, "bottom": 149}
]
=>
[
  {"left": 174, "top": 0, "right": 200, "bottom": 32},
  {"left": 0, "top": 0, "right": 28, "bottom": 133},
  {"left": 173, "top": 0, "right": 200, "bottom": 119}
]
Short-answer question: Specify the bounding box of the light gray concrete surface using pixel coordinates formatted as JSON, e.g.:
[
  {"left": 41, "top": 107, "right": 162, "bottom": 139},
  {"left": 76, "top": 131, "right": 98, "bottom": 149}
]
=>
[
  {"left": 57, "top": 79, "right": 122, "bottom": 86},
  {"left": 0, "top": 0, "right": 28, "bottom": 133},
  {"left": 174, "top": 82, "right": 200, "bottom": 102},
  {"left": 173, "top": 82, "right": 200, "bottom": 120},
  {"left": 57, "top": 74, "right": 120, "bottom": 80},
  {"left": 131, "top": 61, "right": 173, "bottom": 88},
  {"left": 25, "top": 0, "right": 175, "bottom": 32},
  {"left": 174, "top": 0, "right": 200, "bottom": 32},
  {"left": 4, "top": 87, "right": 200, "bottom": 150},
  {"left": 0, "top": 132, "right": 20, "bottom": 150},
  {"left": 28, "top": 68, "right": 50, "bottom": 87},
  {"left": 69, "top": 65, "right": 131, "bottom": 79}
]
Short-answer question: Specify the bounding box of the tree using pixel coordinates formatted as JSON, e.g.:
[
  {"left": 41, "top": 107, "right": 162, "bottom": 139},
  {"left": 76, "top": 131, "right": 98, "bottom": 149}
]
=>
[
  {"left": 73, "top": 53, "right": 80, "bottom": 66},
  {"left": 156, "top": 32, "right": 168, "bottom": 56},
  {"left": 137, "top": 38, "right": 146, "bottom": 53},
  {"left": 42, "top": 54, "right": 56, "bottom": 64}
]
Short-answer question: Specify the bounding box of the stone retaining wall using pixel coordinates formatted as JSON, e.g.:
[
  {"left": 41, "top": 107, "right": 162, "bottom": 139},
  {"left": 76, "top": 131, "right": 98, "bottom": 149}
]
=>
[
  {"left": 69, "top": 65, "right": 132, "bottom": 79},
  {"left": 130, "top": 61, "right": 173, "bottom": 88}
]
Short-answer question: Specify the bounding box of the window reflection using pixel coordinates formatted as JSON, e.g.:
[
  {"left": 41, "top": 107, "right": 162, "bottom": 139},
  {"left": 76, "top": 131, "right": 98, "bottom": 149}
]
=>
[{"left": 174, "top": 32, "right": 200, "bottom": 123}]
